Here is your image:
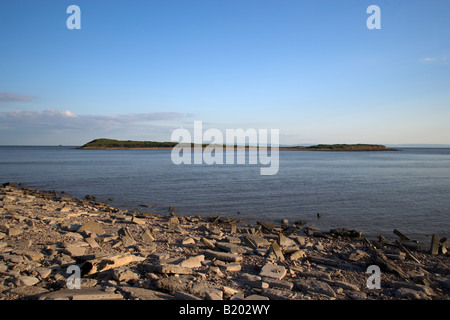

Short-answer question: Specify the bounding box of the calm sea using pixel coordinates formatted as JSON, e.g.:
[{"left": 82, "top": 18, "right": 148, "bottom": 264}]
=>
[{"left": 1, "top": 146, "right": 449, "bottom": 242}]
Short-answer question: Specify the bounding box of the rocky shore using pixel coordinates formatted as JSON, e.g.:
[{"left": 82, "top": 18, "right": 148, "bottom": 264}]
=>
[{"left": 0, "top": 182, "right": 448, "bottom": 300}]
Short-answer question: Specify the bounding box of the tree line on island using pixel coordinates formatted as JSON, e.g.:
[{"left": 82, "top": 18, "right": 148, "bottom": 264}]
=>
[{"left": 78, "top": 139, "right": 396, "bottom": 151}]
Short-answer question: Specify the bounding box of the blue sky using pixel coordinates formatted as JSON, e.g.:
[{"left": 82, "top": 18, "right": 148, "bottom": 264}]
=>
[{"left": 0, "top": 0, "right": 449, "bottom": 146}]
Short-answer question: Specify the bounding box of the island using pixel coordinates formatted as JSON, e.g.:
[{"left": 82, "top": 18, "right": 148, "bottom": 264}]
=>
[{"left": 78, "top": 139, "right": 396, "bottom": 151}]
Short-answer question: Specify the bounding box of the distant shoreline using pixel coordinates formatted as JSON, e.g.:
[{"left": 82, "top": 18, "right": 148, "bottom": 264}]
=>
[{"left": 78, "top": 139, "right": 398, "bottom": 152}]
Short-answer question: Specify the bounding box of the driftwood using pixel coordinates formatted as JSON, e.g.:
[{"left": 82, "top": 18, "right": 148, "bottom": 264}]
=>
[{"left": 363, "top": 238, "right": 410, "bottom": 280}]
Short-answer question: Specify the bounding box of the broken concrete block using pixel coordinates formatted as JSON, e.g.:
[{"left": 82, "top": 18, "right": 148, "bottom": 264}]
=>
[
  {"left": 244, "top": 234, "right": 270, "bottom": 249},
  {"left": 261, "top": 287, "right": 297, "bottom": 300},
  {"left": 85, "top": 236, "right": 100, "bottom": 249},
  {"left": 296, "top": 279, "right": 336, "bottom": 298},
  {"left": 77, "top": 221, "right": 105, "bottom": 236},
  {"left": 6, "top": 286, "right": 49, "bottom": 300},
  {"left": 290, "top": 250, "right": 307, "bottom": 260},
  {"left": 35, "top": 267, "right": 52, "bottom": 279},
  {"left": 141, "top": 229, "right": 155, "bottom": 243},
  {"left": 146, "top": 264, "right": 193, "bottom": 275},
  {"left": 278, "top": 234, "right": 296, "bottom": 248},
  {"left": 430, "top": 234, "right": 440, "bottom": 255},
  {"left": 220, "top": 263, "right": 241, "bottom": 272},
  {"left": 268, "top": 241, "right": 284, "bottom": 261},
  {"left": 118, "top": 287, "right": 174, "bottom": 300},
  {"left": 64, "top": 244, "right": 86, "bottom": 257},
  {"left": 204, "top": 249, "right": 242, "bottom": 262},
  {"left": 259, "top": 263, "right": 287, "bottom": 280},
  {"left": 39, "top": 288, "right": 123, "bottom": 300},
  {"left": 182, "top": 237, "right": 195, "bottom": 245},
  {"left": 201, "top": 237, "right": 215, "bottom": 249},
  {"left": 262, "top": 277, "right": 294, "bottom": 290},
  {"left": 243, "top": 294, "right": 270, "bottom": 300},
  {"left": 131, "top": 215, "right": 146, "bottom": 226},
  {"left": 215, "top": 242, "right": 250, "bottom": 254},
  {"left": 395, "top": 287, "right": 430, "bottom": 300},
  {"left": 299, "top": 271, "right": 331, "bottom": 281},
  {"left": 7, "top": 227, "right": 22, "bottom": 237},
  {"left": 174, "top": 291, "right": 203, "bottom": 300},
  {"left": 13, "top": 275, "right": 40, "bottom": 287},
  {"left": 179, "top": 255, "right": 205, "bottom": 269},
  {"left": 205, "top": 288, "right": 223, "bottom": 300},
  {"left": 112, "top": 267, "right": 141, "bottom": 282},
  {"left": 222, "top": 286, "right": 241, "bottom": 298},
  {"left": 21, "top": 250, "right": 44, "bottom": 262},
  {"left": 156, "top": 276, "right": 189, "bottom": 293},
  {"left": 324, "top": 279, "right": 360, "bottom": 292}
]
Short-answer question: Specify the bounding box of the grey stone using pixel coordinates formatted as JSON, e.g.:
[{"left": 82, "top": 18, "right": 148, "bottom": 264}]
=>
[
  {"left": 119, "top": 286, "right": 174, "bottom": 300},
  {"left": 39, "top": 288, "right": 123, "bottom": 300},
  {"left": 13, "top": 276, "right": 40, "bottom": 287},
  {"left": 239, "top": 273, "right": 262, "bottom": 282},
  {"left": 262, "top": 277, "right": 294, "bottom": 290},
  {"left": 299, "top": 271, "right": 331, "bottom": 280},
  {"left": 7, "top": 227, "right": 22, "bottom": 237},
  {"left": 244, "top": 234, "right": 270, "bottom": 249},
  {"left": 64, "top": 244, "right": 86, "bottom": 257},
  {"left": 278, "top": 234, "right": 296, "bottom": 248},
  {"left": 201, "top": 237, "right": 216, "bottom": 249},
  {"left": 21, "top": 250, "right": 44, "bottom": 262},
  {"left": 174, "top": 291, "right": 203, "bottom": 300},
  {"left": 430, "top": 234, "right": 440, "bottom": 255},
  {"left": 156, "top": 276, "right": 189, "bottom": 293},
  {"left": 35, "top": 267, "right": 52, "bottom": 279},
  {"left": 112, "top": 267, "right": 141, "bottom": 282},
  {"left": 220, "top": 263, "right": 241, "bottom": 272},
  {"left": 77, "top": 221, "right": 105, "bottom": 236},
  {"left": 324, "top": 279, "right": 360, "bottom": 292},
  {"left": 268, "top": 241, "right": 284, "bottom": 261},
  {"left": 182, "top": 237, "right": 195, "bottom": 245},
  {"left": 259, "top": 263, "right": 287, "bottom": 280},
  {"left": 6, "top": 286, "right": 49, "bottom": 299},
  {"left": 243, "top": 294, "right": 270, "bottom": 300},
  {"left": 296, "top": 279, "right": 336, "bottom": 298},
  {"left": 215, "top": 242, "right": 250, "bottom": 254},
  {"left": 141, "top": 229, "right": 155, "bottom": 243},
  {"left": 147, "top": 264, "right": 193, "bottom": 275},
  {"left": 204, "top": 249, "right": 242, "bottom": 262},
  {"left": 395, "top": 287, "right": 430, "bottom": 300},
  {"left": 261, "top": 287, "right": 297, "bottom": 300},
  {"left": 179, "top": 255, "right": 205, "bottom": 269},
  {"left": 290, "top": 250, "right": 307, "bottom": 260}
]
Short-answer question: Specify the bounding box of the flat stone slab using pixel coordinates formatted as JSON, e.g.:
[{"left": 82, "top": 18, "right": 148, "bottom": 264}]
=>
[
  {"left": 77, "top": 221, "right": 105, "bottom": 236},
  {"left": 118, "top": 287, "right": 174, "bottom": 300},
  {"left": 204, "top": 249, "right": 243, "bottom": 262},
  {"left": 296, "top": 279, "right": 336, "bottom": 298},
  {"left": 39, "top": 288, "right": 124, "bottom": 300},
  {"left": 259, "top": 263, "right": 287, "bottom": 280},
  {"left": 146, "top": 264, "right": 193, "bottom": 275}
]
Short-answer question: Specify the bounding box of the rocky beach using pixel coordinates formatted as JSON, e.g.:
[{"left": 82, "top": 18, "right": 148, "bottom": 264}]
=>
[{"left": 0, "top": 182, "right": 449, "bottom": 301}]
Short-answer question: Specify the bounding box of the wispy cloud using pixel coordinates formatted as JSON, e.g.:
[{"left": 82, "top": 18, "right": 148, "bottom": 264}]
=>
[
  {"left": 0, "top": 109, "right": 186, "bottom": 130},
  {"left": 0, "top": 109, "right": 190, "bottom": 145},
  {"left": 0, "top": 91, "right": 35, "bottom": 103},
  {"left": 421, "top": 56, "right": 448, "bottom": 63}
]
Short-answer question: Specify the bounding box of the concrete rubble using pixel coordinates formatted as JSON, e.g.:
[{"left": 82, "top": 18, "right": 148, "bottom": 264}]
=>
[{"left": 0, "top": 182, "right": 449, "bottom": 300}]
